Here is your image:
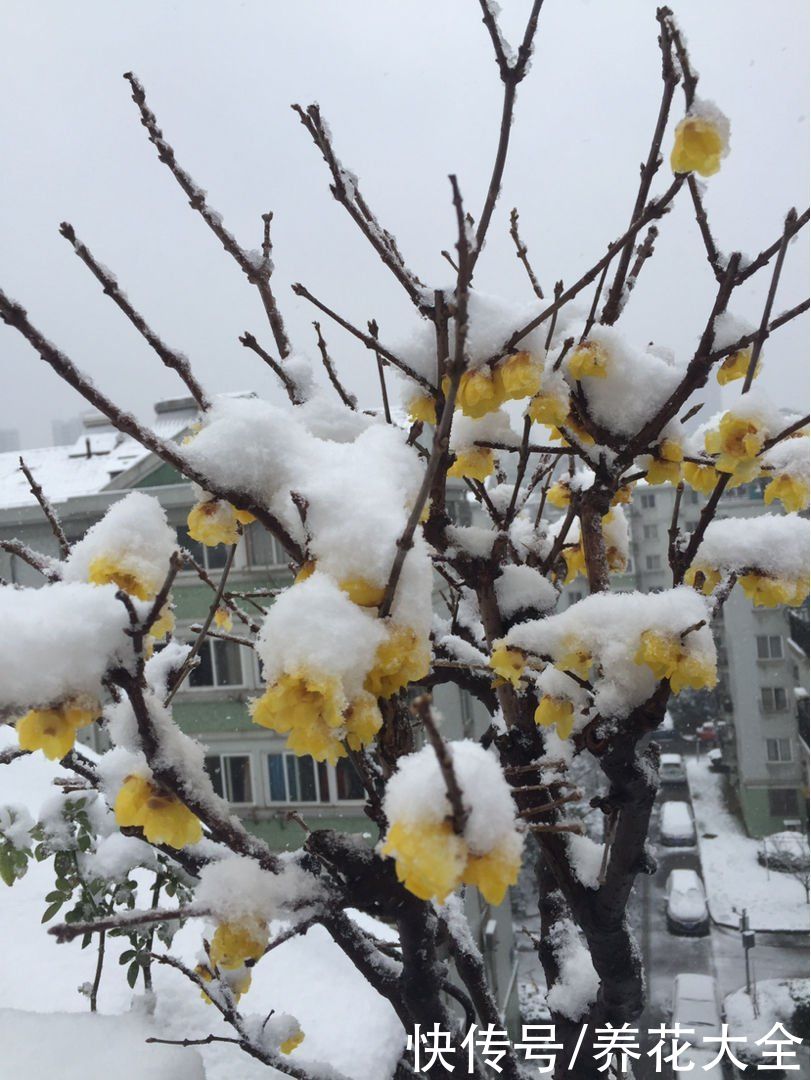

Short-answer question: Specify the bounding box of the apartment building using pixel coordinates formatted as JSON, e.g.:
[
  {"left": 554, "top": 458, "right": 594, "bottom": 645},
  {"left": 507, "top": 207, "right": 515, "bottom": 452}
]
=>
[{"left": 558, "top": 478, "right": 808, "bottom": 837}]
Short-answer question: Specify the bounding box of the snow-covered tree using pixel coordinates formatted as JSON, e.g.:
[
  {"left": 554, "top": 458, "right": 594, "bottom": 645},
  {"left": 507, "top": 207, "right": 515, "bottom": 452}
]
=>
[{"left": 0, "top": 4, "right": 808, "bottom": 1078}]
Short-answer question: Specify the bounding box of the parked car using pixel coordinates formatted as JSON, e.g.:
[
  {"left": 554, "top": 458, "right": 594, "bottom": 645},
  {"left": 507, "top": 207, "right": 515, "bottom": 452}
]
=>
[
  {"left": 665, "top": 869, "right": 709, "bottom": 935},
  {"left": 660, "top": 753, "right": 686, "bottom": 785},
  {"left": 660, "top": 801, "right": 696, "bottom": 846},
  {"left": 670, "top": 975, "right": 726, "bottom": 1077}
]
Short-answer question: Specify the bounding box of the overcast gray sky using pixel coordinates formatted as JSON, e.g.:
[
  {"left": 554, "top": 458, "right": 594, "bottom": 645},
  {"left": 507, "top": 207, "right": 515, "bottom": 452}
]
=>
[{"left": 1, "top": 0, "right": 808, "bottom": 448}]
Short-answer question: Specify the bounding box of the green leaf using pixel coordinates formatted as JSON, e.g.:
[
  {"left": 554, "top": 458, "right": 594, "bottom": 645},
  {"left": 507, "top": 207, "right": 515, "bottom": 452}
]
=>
[
  {"left": 45, "top": 890, "right": 66, "bottom": 903},
  {"left": 126, "top": 961, "right": 140, "bottom": 989},
  {"left": 41, "top": 901, "right": 63, "bottom": 923},
  {"left": 118, "top": 949, "right": 136, "bottom": 964}
]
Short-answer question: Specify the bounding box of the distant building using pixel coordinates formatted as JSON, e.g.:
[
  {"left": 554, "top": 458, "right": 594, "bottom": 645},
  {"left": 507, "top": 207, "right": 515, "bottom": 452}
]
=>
[
  {"left": 555, "top": 479, "right": 808, "bottom": 838},
  {"left": 0, "top": 429, "right": 20, "bottom": 453}
]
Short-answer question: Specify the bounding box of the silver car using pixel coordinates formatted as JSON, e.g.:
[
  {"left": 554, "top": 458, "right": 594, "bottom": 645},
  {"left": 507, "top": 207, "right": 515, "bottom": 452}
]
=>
[{"left": 665, "top": 868, "right": 709, "bottom": 935}]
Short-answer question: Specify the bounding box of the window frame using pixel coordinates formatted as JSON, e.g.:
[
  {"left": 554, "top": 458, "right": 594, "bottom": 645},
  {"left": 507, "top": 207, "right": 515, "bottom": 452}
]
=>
[
  {"left": 756, "top": 635, "right": 784, "bottom": 661},
  {"left": 768, "top": 787, "right": 799, "bottom": 816},
  {"left": 204, "top": 752, "right": 255, "bottom": 806},
  {"left": 187, "top": 637, "right": 246, "bottom": 690},
  {"left": 761, "top": 686, "right": 788, "bottom": 714},
  {"left": 766, "top": 737, "right": 793, "bottom": 763},
  {"left": 266, "top": 751, "right": 332, "bottom": 805}
]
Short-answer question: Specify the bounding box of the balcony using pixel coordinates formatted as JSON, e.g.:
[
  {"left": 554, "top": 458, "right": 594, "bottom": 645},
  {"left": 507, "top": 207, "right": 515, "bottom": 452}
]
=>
[{"left": 788, "top": 608, "right": 810, "bottom": 658}]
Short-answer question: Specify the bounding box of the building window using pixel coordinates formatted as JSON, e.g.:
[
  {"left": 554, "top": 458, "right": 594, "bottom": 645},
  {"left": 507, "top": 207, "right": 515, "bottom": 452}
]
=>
[
  {"left": 568, "top": 590, "right": 585, "bottom": 606},
  {"left": 761, "top": 687, "right": 788, "bottom": 713},
  {"left": 640, "top": 493, "right": 656, "bottom": 509},
  {"left": 645, "top": 554, "right": 661, "bottom": 570},
  {"left": 176, "top": 525, "right": 229, "bottom": 570},
  {"left": 188, "top": 639, "right": 244, "bottom": 688},
  {"left": 768, "top": 788, "right": 799, "bottom": 816},
  {"left": 766, "top": 738, "right": 793, "bottom": 763},
  {"left": 643, "top": 524, "right": 658, "bottom": 539},
  {"left": 205, "top": 754, "right": 254, "bottom": 804},
  {"left": 335, "top": 758, "right": 365, "bottom": 801},
  {"left": 447, "top": 497, "right": 473, "bottom": 527},
  {"left": 267, "top": 753, "right": 330, "bottom": 803},
  {"left": 246, "top": 523, "right": 287, "bottom": 569},
  {"left": 756, "top": 635, "right": 783, "bottom": 660}
]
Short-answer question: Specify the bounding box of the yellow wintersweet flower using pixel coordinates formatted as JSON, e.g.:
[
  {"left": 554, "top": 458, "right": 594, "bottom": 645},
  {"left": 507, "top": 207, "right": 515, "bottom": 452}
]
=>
[
  {"left": 527, "top": 390, "right": 570, "bottom": 428},
  {"left": 448, "top": 447, "right": 495, "bottom": 482},
  {"left": 490, "top": 644, "right": 526, "bottom": 688},
  {"left": 764, "top": 474, "right": 810, "bottom": 514},
  {"left": 365, "top": 625, "right": 431, "bottom": 699},
  {"left": 546, "top": 482, "right": 571, "bottom": 509},
  {"left": 739, "top": 573, "right": 810, "bottom": 609},
  {"left": 195, "top": 963, "right": 252, "bottom": 1005},
  {"left": 612, "top": 483, "right": 634, "bottom": 506},
  {"left": 344, "top": 694, "right": 383, "bottom": 751},
  {"left": 567, "top": 341, "right": 609, "bottom": 380},
  {"left": 339, "top": 578, "right": 386, "bottom": 608},
  {"left": 408, "top": 393, "right": 437, "bottom": 425},
  {"left": 494, "top": 351, "right": 542, "bottom": 402},
  {"left": 380, "top": 819, "right": 468, "bottom": 903},
  {"left": 16, "top": 699, "right": 98, "bottom": 761},
  {"left": 150, "top": 604, "right": 175, "bottom": 641},
  {"left": 556, "top": 638, "right": 592, "bottom": 680},
  {"left": 646, "top": 439, "right": 684, "bottom": 486},
  {"left": 685, "top": 564, "right": 722, "bottom": 596},
  {"left": 187, "top": 500, "right": 249, "bottom": 547},
  {"left": 213, "top": 607, "right": 233, "bottom": 632},
  {"left": 210, "top": 917, "right": 269, "bottom": 971},
  {"left": 294, "top": 560, "right": 316, "bottom": 584},
  {"left": 457, "top": 370, "right": 502, "bottom": 419},
  {"left": 534, "top": 697, "right": 575, "bottom": 740},
  {"left": 280, "top": 1028, "right": 305, "bottom": 1055},
  {"left": 251, "top": 672, "right": 346, "bottom": 764},
  {"left": 114, "top": 775, "right": 202, "bottom": 849},
  {"left": 562, "top": 544, "right": 587, "bottom": 584},
  {"left": 549, "top": 414, "right": 595, "bottom": 448},
  {"left": 670, "top": 116, "right": 726, "bottom": 177},
  {"left": 88, "top": 555, "right": 155, "bottom": 601},
  {"left": 682, "top": 461, "right": 720, "bottom": 496},
  {"left": 634, "top": 630, "right": 717, "bottom": 694},
  {"left": 463, "top": 846, "right": 521, "bottom": 906},
  {"left": 717, "top": 348, "right": 757, "bottom": 386},
  {"left": 705, "top": 413, "right": 766, "bottom": 484}
]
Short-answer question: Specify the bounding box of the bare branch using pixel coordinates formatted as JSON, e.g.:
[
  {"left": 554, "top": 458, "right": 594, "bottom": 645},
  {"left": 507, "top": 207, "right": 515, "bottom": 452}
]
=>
[
  {"left": 18, "top": 457, "right": 70, "bottom": 558},
  {"left": 239, "top": 332, "right": 302, "bottom": 404},
  {"left": 742, "top": 208, "right": 797, "bottom": 393},
  {"left": 509, "top": 207, "right": 544, "bottom": 299},
  {"left": 736, "top": 208, "right": 810, "bottom": 283},
  {"left": 412, "top": 695, "right": 468, "bottom": 835},
  {"left": 123, "top": 72, "right": 291, "bottom": 358},
  {"left": 59, "top": 222, "right": 209, "bottom": 409},
  {"left": 313, "top": 321, "right": 357, "bottom": 410},
  {"left": 0, "top": 538, "right": 60, "bottom": 582}
]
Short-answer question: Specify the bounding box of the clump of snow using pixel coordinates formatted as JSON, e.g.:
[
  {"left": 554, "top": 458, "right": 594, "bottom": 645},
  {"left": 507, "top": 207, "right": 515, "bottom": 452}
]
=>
[
  {"left": 257, "top": 572, "right": 386, "bottom": 698},
  {"left": 395, "top": 290, "right": 549, "bottom": 382},
  {"left": 450, "top": 409, "right": 516, "bottom": 452},
  {"left": 445, "top": 524, "right": 498, "bottom": 560},
  {"left": 761, "top": 434, "right": 809, "bottom": 481},
  {"left": 565, "top": 325, "right": 683, "bottom": 438},
  {"left": 724, "top": 979, "right": 808, "bottom": 1066},
  {"left": 566, "top": 834, "right": 604, "bottom": 890},
  {"left": 545, "top": 918, "right": 599, "bottom": 1021},
  {"left": 196, "top": 854, "right": 321, "bottom": 924},
  {"left": 62, "top": 491, "right": 177, "bottom": 596},
  {"left": 0, "top": 1010, "right": 206, "bottom": 1080},
  {"left": 689, "top": 97, "right": 731, "bottom": 155},
  {"left": 694, "top": 514, "right": 809, "bottom": 579},
  {"left": 382, "top": 740, "right": 523, "bottom": 859},
  {"left": 713, "top": 310, "right": 754, "bottom": 351},
  {"left": 0, "top": 582, "right": 132, "bottom": 712},
  {"left": 505, "top": 587, "right": 715, "bottom": 718},
  {"left": 495, "top": 564, "right": 558, "bottom": 618},
  {"left": 83, "top": 832, "right": 157, "bottom": 881}
]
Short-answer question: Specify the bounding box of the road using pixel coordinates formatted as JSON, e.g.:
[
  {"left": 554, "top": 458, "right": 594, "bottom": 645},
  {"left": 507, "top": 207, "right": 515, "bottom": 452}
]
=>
[{"left": 515, "top": 751, "right": 809, "bottom": 1078}]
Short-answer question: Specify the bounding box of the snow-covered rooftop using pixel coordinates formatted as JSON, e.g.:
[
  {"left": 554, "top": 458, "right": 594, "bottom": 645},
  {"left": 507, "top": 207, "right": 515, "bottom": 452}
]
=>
[{"left": 0, "top": 404, "right": 196, "bottom": 512}]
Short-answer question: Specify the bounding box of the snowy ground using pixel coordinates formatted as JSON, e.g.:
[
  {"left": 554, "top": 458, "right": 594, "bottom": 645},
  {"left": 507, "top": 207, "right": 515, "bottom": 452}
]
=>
[
  {"left": 0, "top": 729, "right": 403, "bottom": 1080},
  {"left": 686, "top": 758, "right": 809, "bottom": 932},
  {"left": 724, "top": 978, "right": 809, "bottom": 1069}
]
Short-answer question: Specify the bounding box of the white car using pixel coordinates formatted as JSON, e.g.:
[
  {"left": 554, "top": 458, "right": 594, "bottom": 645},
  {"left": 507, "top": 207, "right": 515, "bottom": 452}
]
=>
[
  {"left": 665, "top": 868, "right": 709, "bottom": 935},
  {"left": 670, "top": 975, "right": 726, "bottom": 1079},
  {"left": 660, "top": 801, "right": 696, "bottom": 846},
  {"left": 660, "top": 753, "right": 686, "bottom": 784}
]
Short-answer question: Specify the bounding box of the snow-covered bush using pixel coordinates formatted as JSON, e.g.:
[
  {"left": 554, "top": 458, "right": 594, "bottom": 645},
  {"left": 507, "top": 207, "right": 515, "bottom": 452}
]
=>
[{"left": 0, "top": 5, "right": 807, "bottom": 1079}]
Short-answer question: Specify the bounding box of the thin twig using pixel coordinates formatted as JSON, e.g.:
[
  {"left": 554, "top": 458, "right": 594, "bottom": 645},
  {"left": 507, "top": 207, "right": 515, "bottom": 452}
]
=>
[
  {"left": 313, "top": 321, "right": 357, "bottom": 409},
  {"left": 742, "top": 208, "right": 797, "bottom": 393},
  {"left": 18, "top": 457, "right": 70, "bottom": 557},
  {"left": 509, "top": 207, "right": 544, "bottom": 299},
  {"left": 412, "top": 695, "right": 468, "bottom": 835},
  {"left": 239, "top": 332, "right": 302, "bottom": 404}
]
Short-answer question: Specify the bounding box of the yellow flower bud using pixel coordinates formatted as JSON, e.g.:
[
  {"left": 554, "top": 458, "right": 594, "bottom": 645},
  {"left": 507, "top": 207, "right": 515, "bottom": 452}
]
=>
[
  {"left": 534, "top": 697, "right": 575, "bottom": 740},
  {"left": 16, "top": 698, "right": 98, "bottom": 761},
  {"left": 634, "top": 629, "right": 717, "bottom": 694},
  {"left": 671, "top": 115, "right": 726, "bottom": 177},
  {"left": 114, "top": 775, "right": 202, "bottom": 849},
  {"left": 448, "top": 447, "right": 495, "bottom": 482},
  {"left": 490, "top": 644, "right": 526, "bottom": 688},
  {"left": 567, "top": 341, "right": 609, "bottom": 380}
]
